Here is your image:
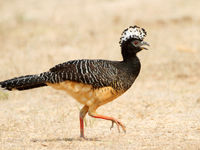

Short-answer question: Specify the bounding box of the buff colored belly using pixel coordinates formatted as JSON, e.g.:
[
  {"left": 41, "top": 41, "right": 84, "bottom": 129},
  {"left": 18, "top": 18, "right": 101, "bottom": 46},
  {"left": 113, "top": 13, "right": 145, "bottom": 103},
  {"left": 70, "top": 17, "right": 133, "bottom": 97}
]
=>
[{"left": 47, "top": 81, "right": 123, "bottom": 106}]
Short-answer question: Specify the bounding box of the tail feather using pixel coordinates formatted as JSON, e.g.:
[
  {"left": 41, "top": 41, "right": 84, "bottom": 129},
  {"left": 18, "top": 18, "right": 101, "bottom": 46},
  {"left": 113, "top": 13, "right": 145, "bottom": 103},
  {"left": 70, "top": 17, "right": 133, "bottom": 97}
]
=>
[{"left": 0, "top": 74, "right": 47, "bottom": 91}]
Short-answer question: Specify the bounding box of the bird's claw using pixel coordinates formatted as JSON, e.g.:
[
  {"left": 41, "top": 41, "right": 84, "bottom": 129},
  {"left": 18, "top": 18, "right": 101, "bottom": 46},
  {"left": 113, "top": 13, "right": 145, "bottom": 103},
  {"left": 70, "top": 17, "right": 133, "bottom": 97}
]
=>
[
  {"left": 110, "top": 121, "right": 114, "bottom": 130},
  {"left": 110, "top": 120, "right": 126, "bottom": 133}
]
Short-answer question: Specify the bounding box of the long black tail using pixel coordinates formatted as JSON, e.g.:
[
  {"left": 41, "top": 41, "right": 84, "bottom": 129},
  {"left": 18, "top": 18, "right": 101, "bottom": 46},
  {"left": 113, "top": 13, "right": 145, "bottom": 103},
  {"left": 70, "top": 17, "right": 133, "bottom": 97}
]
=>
[{"left": 0, "top": 74, "right": 48, "bottom": 91}]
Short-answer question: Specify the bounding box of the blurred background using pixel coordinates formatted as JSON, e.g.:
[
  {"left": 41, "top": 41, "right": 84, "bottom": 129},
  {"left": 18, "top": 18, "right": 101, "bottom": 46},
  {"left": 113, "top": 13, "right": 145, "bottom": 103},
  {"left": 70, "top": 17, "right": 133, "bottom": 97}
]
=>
[{"left": 0, "top": 0, "right": 200, "bottom": 149}]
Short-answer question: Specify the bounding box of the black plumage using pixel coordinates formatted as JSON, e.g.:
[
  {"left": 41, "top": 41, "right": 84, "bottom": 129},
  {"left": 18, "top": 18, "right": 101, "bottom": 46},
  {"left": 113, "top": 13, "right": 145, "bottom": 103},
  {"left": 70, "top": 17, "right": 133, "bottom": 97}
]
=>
[
  {"left": 45, "top": 58, "right": 140, "bottom": 90},
  {"left": 0, "top": 58, "right": 140, "bottom": 91},
  {"left": 0, "top": 75, "right": 47, "bottom": 91}
]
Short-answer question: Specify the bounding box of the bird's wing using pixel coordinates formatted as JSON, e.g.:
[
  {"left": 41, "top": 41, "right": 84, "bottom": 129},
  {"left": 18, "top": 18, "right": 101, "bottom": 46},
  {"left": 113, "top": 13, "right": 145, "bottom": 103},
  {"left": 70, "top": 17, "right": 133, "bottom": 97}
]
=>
[{"left": 43, "top": 59, "right": 120, "bottom": 89}]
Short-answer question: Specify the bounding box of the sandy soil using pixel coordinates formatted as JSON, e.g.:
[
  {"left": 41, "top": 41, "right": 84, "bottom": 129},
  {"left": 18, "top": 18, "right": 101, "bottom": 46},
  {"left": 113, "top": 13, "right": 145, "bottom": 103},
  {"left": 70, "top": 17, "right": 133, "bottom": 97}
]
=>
[{"left": 0, "top": 0, "right": 200, "bottom": 149}]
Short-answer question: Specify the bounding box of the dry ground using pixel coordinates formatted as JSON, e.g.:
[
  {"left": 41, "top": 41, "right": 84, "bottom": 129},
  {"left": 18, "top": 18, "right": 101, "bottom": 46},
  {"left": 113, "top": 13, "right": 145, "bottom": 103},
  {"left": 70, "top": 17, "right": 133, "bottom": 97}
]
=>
[{"left": 0, "top": 0, "right": 200, "bottom": 149}]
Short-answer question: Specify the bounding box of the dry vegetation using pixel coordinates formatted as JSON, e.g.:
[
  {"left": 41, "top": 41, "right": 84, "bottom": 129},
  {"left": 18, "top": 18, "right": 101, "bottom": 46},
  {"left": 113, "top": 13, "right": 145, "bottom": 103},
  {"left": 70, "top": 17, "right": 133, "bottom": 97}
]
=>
[{"left": 0, "top": 0, "right": 200, "bottom": 149}]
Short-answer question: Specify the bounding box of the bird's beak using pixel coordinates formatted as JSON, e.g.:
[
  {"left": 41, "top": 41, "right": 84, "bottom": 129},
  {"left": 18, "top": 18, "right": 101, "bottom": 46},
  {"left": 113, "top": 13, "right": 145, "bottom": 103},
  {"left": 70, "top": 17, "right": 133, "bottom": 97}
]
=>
[{"left": 140, "top": 41, "right": 150, "bottom": 50}]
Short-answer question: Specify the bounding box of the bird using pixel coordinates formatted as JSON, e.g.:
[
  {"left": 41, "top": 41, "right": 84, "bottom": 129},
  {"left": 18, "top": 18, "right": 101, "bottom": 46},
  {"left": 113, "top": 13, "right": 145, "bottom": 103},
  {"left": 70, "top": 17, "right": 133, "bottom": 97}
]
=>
[{"left": 0, "top": 25, "right": 149, "bottom": 138}]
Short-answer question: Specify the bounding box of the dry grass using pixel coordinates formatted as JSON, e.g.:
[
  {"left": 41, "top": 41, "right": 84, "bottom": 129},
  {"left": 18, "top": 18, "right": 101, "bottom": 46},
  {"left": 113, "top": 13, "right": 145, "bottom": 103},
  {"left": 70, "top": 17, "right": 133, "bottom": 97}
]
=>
[{"left": 0, "top": 0, "right": 200, "bottom": 149}]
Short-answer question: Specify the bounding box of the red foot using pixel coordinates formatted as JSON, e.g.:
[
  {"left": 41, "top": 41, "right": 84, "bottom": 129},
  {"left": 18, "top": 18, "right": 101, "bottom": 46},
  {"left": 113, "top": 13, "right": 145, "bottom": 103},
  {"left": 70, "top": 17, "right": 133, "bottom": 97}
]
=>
[{"left": 90, "top": 114, "right": 126, "bottom": 133}]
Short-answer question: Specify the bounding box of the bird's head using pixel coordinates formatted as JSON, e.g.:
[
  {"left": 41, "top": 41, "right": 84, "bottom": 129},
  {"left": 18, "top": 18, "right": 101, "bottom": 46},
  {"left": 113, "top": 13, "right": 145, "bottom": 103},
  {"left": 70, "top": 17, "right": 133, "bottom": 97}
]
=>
[{"left": 119, "top": 26, "right": 149, "bottom": 54}]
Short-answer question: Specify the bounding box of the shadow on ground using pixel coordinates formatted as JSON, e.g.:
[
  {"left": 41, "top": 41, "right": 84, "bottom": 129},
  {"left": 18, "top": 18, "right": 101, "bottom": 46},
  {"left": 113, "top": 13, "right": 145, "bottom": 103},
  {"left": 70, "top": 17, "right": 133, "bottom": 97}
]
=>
[{"left": 31, "top": 137, "right": 100, "bottom": 142}]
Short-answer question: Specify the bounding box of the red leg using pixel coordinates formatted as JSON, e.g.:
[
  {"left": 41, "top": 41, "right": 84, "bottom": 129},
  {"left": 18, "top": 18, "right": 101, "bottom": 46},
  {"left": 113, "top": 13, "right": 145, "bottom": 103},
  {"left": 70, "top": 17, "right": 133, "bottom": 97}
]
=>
[
  {"left": 79, "top": 105, "right": 89, "bottom": 138},
  {"left": 89, "top": 113, "right": 126, "bottom": 133},
  {"left": 80, "top": 117, "right": 84, "bottom": 138}
]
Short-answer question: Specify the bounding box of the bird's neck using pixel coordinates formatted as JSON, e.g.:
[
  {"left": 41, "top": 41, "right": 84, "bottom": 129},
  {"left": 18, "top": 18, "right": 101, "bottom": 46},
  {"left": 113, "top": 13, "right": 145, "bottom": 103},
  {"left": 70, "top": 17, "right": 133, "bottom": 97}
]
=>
[
  {"left": 116, "top": 46, "right": 141, "bottom": 91},
  {"left": 121, "top": 46, "right": 138, "bottom": 62},
  {"left": 121, "top": 46, "right": 141, "bottom": 77}
]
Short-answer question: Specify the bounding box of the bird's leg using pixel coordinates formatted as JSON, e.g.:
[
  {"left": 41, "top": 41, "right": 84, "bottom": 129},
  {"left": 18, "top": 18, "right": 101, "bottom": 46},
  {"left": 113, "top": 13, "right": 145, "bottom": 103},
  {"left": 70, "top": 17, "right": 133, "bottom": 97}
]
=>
[
  {"left": 79, "top": 105, "right": 89, "bottom": 138},
  {"left": 88, "top": 110, "right": 126, "bottom": 133}
]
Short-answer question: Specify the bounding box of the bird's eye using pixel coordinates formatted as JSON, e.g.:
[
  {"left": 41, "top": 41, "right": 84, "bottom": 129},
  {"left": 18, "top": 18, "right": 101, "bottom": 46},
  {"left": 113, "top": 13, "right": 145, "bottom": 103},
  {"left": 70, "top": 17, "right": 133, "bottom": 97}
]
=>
[
  {"left": 132, "top": 40, "right": 140, "bottom": 46},
  {"left": 131, "top": 40, "right": 141, "bottom": 47},
  {"left": 134, "top": 41, "right": 138, "bottom": 45}
]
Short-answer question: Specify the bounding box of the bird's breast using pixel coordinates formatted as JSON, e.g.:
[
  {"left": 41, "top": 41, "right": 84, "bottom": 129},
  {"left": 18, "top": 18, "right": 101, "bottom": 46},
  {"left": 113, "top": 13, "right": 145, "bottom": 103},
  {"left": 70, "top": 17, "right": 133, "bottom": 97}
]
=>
[{"left": 47, "top": 81, "right": 124, "bottom": 106}]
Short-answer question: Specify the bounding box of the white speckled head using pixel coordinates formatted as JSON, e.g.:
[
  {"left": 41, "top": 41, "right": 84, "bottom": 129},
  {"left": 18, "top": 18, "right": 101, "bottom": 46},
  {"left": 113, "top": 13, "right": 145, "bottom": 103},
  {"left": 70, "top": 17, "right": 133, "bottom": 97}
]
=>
[{"left": 119, "top": 26, "right": 147, "bottom": 46}]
